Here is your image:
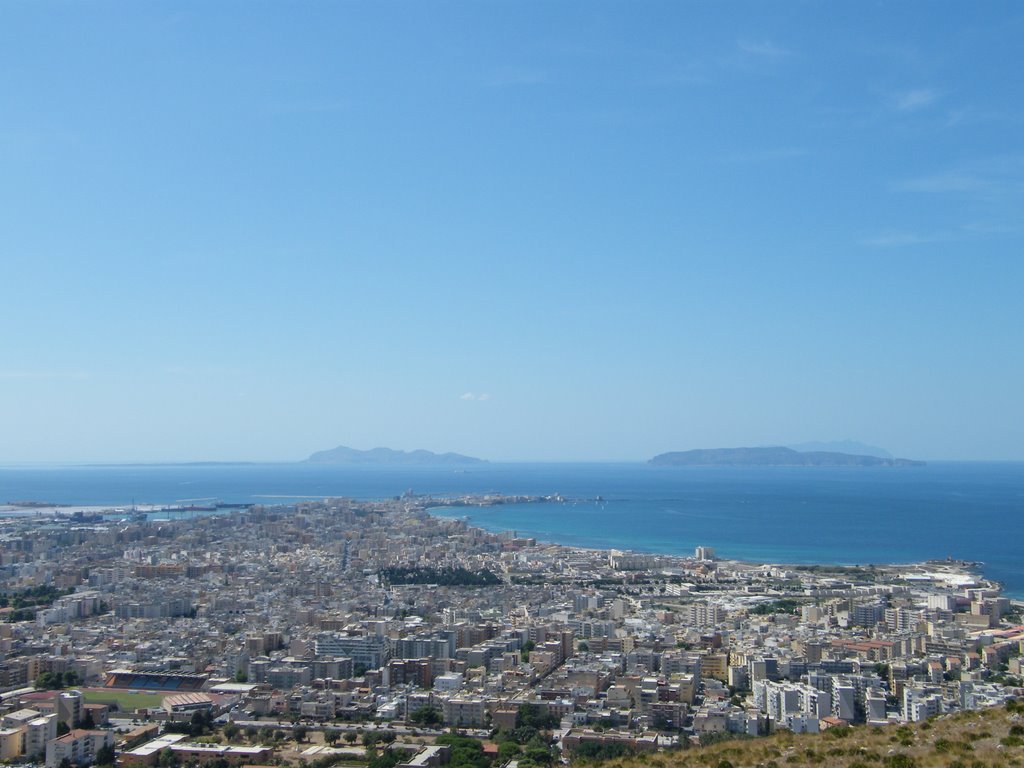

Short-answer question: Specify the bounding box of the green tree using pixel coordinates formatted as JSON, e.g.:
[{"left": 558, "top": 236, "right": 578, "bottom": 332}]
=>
[
  {"left": 520, "top": 640, "right": 536, "bottom": 662},
  {"left": 410, "top": 706, "right": 443, "bottom": 727},
  {"left": 36, "top": 671, "right": 63, "bottom": 690},
  {"left": 367, "top": 749, "right": 401, "bottom": 768},
  {"left": 497, "top": 742, "right": 521, "bottom": 762},
  {"left": 523, "top": 745, "right": 554, "bottom": 765},
  {"left": 95, "top": 743, "right": 116, "bottom": 767},
  {"left": 516, "top": 703, "right": 559, "bottom": 731},
  {"left": 435, "top": 734, "right": 489, "bottom": 768}
]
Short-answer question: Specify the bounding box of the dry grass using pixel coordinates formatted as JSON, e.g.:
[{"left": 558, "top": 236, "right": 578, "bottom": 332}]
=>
[{"left": 588, "top": 704, "right": 1024, "bottom": 768}]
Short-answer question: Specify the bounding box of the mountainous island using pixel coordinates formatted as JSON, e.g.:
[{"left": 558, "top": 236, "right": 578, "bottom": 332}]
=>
[
  {"left": 786, "top": 439, "right": 893, "bottom": 459},
  {"left": 305, "top": 445, "right": 486, "bottom": 465},
  {"left": 649, "top": 446, "right": 924, "bottom": 467}
]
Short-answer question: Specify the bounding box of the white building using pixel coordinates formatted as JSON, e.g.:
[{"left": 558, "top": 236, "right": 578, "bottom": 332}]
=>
[{"left": 45, "top": 729, "right": 113, "bottom": 768}]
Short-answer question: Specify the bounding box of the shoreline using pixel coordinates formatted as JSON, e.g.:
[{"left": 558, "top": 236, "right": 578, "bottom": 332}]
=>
[
  {"left": 424, "top": 503, "right": 1009, "bottom": 597},
  {"left": 1, "top": 494, "right": 1015, "bottom": 598}
]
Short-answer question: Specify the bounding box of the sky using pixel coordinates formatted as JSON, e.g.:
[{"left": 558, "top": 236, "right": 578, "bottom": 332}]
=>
[{"left": 1, "top": 2, "right": 1023, "bottom": 463}]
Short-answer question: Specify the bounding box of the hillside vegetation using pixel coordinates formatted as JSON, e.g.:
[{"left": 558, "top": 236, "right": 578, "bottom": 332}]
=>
[{"left": 586, "top": 703, "right": 1024, "bottom": 768}]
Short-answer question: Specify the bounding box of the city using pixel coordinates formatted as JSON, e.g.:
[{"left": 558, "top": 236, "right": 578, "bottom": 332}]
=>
[{"left": 0, "top": 498, "right": 1020, "bottom": 768}]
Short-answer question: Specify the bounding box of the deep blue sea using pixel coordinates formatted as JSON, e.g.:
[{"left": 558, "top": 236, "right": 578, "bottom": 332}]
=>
[{"left": 1, "top": 462, "right": 1022, "bottom": 597}]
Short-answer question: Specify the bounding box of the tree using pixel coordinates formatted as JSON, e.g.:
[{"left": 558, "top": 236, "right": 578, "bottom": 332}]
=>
[
  {"left": 520, "top": 640, "right": 536, "bottom": 662},
  {"left": 95, "top": 743, "right": 116, "bottom": 767},
  {"left": 509, "top": 726, "right": 538, "bottom": 745},
  {"left": 410, "top": 706, "right": 443, "bottom": 727},
  {"left": 36, "top": 671, "right": 64, "bottom": 690},
  {"left": 367, "top": 748, "right": 401, "bottom": 768},
  {"left": 516, "top": 703, "right": 559, "bottom": 731},
  {"left": 293, "top": 725, "right": 308, "bottom": 743},
  {"left": 324, "top": 729, "right": 340, "bottom": 746},
  {"left": 223, "top": 723, "right": 240, "bottom": 742},
  {"left": 63, "top": 670, "right": 79, "bottom": 687},
  {"left": 435, "top": 734, "right": 489, "bottom": 768},
  {"left": 343, "top": 731, "right": 358, "bottom": 744},
  {"left": 234, "top": 669, "right": 248, "bottom": 683},
  {"left": 56, "top": 722, "right": 71, "bottom": 737},
  {"left": 188, "top": 709, "right": 212, "bottom": 737},
  {"left": 80, "top": 709, "right": 96, "bottom": 729},
  {"left": 570, "top": 742, "right": 632, "bottom": 760},
  {"left": 523, "top": 745, "right": 554, "bottom": 766},
  {"left": 577, "top": 641, "right": 589, "bottom": 652},
  {"left": 497, "top": 742, "right": 521, "bottom": 762}
]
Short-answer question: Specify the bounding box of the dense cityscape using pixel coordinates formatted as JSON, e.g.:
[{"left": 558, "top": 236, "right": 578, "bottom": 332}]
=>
[{"left": 0, "top": 497, "right": 1020, "bottom": 768}]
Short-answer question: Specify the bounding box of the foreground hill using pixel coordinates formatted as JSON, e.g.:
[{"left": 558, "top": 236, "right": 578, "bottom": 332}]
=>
[
  {"left": 305, "top": 445, "right": 486, "bottom": 465},
  {"left": 649, "top": 447, "right": 924, "bottom": 467},
  {"left": 597, "top": 703, "right": 1022, "bottom": 768}
]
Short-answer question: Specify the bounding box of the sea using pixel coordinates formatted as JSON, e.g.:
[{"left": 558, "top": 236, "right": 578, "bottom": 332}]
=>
[{"left": 1, "top": 461, "right": 1022, "bottom": 597}]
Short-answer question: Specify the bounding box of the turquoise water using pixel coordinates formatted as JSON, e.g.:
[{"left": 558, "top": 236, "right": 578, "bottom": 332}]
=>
[{"left": 1, "top": 461, "right": 1021, "bottom": 596}]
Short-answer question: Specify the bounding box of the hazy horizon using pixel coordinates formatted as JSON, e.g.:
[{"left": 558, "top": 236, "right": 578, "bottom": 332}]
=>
[
  {"left": 2, "top": 3, "right": 1022, "bottom": 463},
  {"left": 2, "top": 442, "right": 1021, "bottom": 466}
]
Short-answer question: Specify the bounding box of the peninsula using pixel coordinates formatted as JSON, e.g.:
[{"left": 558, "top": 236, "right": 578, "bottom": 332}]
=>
[{"left": 649, "top": 446, "right": 925, "bottom": 467}]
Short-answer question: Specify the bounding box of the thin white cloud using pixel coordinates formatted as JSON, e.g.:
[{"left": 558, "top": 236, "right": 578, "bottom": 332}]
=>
[
  {"left": 892, "top": 88, "right": 939, "bottom": 112},
  {"left": 737, "top": 39, "right": 793, "bottom": 57},
  {"left": 0, "top": 370, "right": 90, "bottom": 381},
  {"left": 486, "top": 68, "right": 548, "bottom": 88},
  {"left": 262, "top": 100, "right": 348, "bottom": 116},
  {"left": 897, "top": 172, "right": 990, "bottom": 194},
  {"left": 894, "top": 155, "right": 1024, "bottom": 202},
  {"left": 862, "top": 232, "right": 949, "bottom": 248},
  {"left": 459, "top": 392, "right": 490, "bottom": 402},
  {"left": 723, "top": 147, "right": 811, "bottom": 163}
]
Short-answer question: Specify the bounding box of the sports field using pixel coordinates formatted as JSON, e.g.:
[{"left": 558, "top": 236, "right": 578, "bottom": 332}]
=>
[{"left": 82, "top": 689, "right": 166, "bottom": 710}]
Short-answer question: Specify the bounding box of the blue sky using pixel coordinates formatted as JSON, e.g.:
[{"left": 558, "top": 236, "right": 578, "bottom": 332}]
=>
[{"left": 2, "top": 2, "right": 1022, "bottom": 462}]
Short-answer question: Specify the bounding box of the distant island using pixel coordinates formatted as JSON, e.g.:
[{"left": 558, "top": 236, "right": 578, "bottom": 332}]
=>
[
  {"left": 305, "top": 445, "right": 486, "bottom": 465},
  {"left": 649, "top": 446, "right": 925, "bottom": 467},
  {"left": 786, "top": 439, "right": 893, "bottom": 459}
]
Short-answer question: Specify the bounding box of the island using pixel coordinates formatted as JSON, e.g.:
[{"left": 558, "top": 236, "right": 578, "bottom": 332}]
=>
[
  {"left": 305, "top": 444, "right": 486, "bottom": 465},
  {"left": 649, "top": 446, "right": 925, "bottom": 467}
]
